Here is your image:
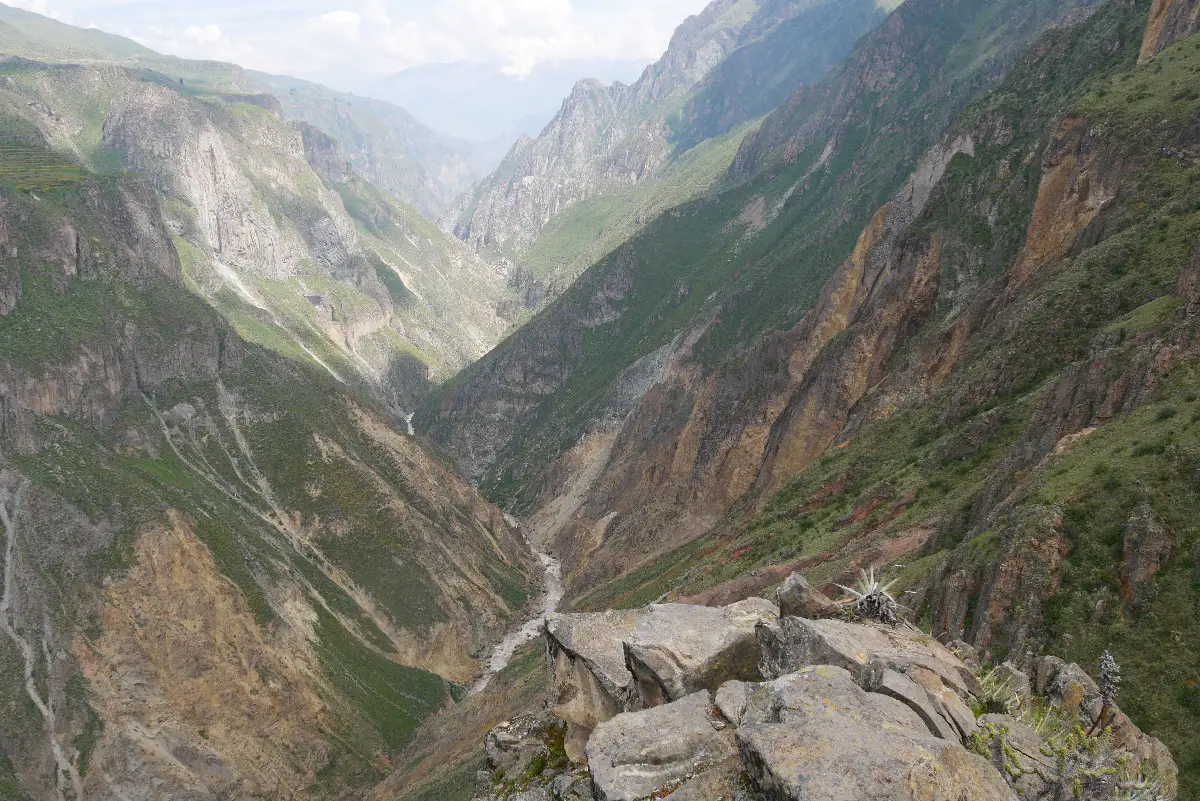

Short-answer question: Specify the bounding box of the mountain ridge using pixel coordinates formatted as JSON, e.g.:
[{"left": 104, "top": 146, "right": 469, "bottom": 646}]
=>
[{"left": 444, "top": 0, "right": 892, "bottom": 289}]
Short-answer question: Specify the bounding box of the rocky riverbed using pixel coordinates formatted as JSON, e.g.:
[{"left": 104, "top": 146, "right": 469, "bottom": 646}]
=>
[{"left": 472, "top": 520, "right": 565, "bottom": 694}]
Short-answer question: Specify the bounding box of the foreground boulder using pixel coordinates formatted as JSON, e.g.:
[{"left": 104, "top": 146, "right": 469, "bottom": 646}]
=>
[
  {"left": 475, "top": 596, "right": 1178, "bottom": 801},
  {"left": 586, "top": 691, "right": 739, "bottom": 801},
  {"left": 776, "top": 572, "right": 840, "bottom": 619},
  {"left": 623, "top": 598, "right": 778, "bottom": 706},
  {"left": 735, "top": 666, "right": 1018, "bottom": 801},
  {"left": 546, "top": 610, "right": 642, "bottom": 763},
  {"left": 758, "top": 615, "right": 978, "bottom": 699}
]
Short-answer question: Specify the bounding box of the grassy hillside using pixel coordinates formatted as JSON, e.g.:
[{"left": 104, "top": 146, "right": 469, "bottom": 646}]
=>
[
  {"left": 0, "top": 130, "right": 535, "bottom": 798},
  {"left": 564, "top": 4, "right": 1200, "bottom": 793},
  {"left": 421, "top": 0, "right": 1101, "bottom": 506}
]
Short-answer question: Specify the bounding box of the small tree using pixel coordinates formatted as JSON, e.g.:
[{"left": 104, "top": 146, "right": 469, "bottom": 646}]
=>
[{"left": 1088, "top": 651, "right": 1121, "bottom": 735}]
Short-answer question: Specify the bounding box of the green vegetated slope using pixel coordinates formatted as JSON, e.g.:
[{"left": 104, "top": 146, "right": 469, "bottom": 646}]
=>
[
  {"left": 515, "top": 122, "right": 756, "bottom": 296},
  {"left": 372, "top": 642, "right": 552, "bottom": 801},
  {"left": 565, "top": 2, "right": 1200, "bottom": 793},
  {"left": 0, "top": 130, "right": 535, "bottom": 798},
  {"left": 421, "top": 0, "right": 1101, "bottom": 502},
  {"left": 0, "top": 2, "right": 248, "bottom": 90}
]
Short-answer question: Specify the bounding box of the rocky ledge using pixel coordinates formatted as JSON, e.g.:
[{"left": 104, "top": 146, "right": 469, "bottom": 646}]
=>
[{"left": 473, "top": 575, "right": 1177, "bottom": 801}]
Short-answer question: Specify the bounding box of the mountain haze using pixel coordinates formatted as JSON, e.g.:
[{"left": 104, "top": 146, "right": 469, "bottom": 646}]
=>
[
  {"left": 444, "top": 0, "right": 897, "bottom": 300},
  {"left": 367, "top": 60, "right": 650, "bottom": 142}
]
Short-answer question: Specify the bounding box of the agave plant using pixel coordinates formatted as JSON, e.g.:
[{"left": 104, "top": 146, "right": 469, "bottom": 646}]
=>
[
  {"left": 976, "top": 667, "right": 1020, "bottom": 716},
  {"left": 836, "top": 567, "right": 901, "bottom": 624}
]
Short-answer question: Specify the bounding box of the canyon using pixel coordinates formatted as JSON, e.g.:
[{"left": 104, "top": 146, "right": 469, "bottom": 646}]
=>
[{"left": 1, "top": 0, "right": 1200, "bottom": 798}]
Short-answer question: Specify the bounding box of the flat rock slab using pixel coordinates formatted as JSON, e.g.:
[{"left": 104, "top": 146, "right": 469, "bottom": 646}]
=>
[
  {"left": 547, "top": 610, "right": 641, "bottom": 696},
  {"left": 624, "top": 598, "right": 778, "bottom": 706},
  {"left": 548, "top": 610, "right": 643, "bottom": 762},
  {"left": 758, "top": 617, "right": 977, "bottom": 700},
  {"left": 587, "top": 691, "right": 738, "bottom": 801},
  {"left": 736, "top": 666, "right": 1018, "bottom": 801}
]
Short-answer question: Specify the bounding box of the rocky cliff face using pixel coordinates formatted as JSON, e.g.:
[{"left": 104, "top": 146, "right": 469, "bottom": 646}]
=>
[
  {"left": 0, "top": 56, "right": 508, "bottom": 411},
  {"left": 445, "top": 0, "right": 887, "bottom": 267},
  {"left": 0, "top": 90, "right": 537, "bottom": 801},
  {"left": 424, "top": 0, "right": 1200, "bottom": 793},
  {"left": 1140, "top": 0, "right": 1200, "bottom": 57}
]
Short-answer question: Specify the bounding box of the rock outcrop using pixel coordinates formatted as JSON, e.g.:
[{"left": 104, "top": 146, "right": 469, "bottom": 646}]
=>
[
  {"left": 1140, "top": 0, "right": 1200, "bottom": 59},
  {"left": 475, "top": 588, "right": 1177, "bottom": 800},
  {"left": 776, "top": 572, "right": 840, "bottom": 620},
  {"left": 547, "top": 611, "right": 642, "bottom": 762},
  {"left": 623, "top": 598, "right": 777, "bottom": 707},
  {"left": 736, "top": 666, "right": 1015, "bottom": 801},
  {"left": 587, "top": 691, "right": 739, "bottom": 801}
]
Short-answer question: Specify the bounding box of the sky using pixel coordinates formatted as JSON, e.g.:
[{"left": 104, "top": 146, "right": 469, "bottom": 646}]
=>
[{"left": 4, "top": 0, "right": 713, "bottom": 91}]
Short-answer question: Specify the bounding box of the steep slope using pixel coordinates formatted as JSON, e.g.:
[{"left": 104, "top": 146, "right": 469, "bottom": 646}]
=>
[
  {"left": 247, "top": 72, "right": 502, "bottom": 220},
  {"left": 0, "top": 126, "right": 537, "bottom": 799},
  {"left": 0, "top": 56, "right": 510, "bottom": 409},
  {"left": 445, "top": 0, "right": 891, "bottom": 282},
  {"left": 423, "top": 0, "right": 1100, "bottom": 498},
  {"left": 579, "top": 3, "right": 1200, "bottom": 790},
  {"left": 669, "top": 0, "right": 902, "bottom": 151},
  {"left": 429, "top": 0, "right": 1200, "bottom": 792}
]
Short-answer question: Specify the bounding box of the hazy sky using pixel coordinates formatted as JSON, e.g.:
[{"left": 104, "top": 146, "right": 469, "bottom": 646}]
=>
[{"left": 6, "top": 0, "right": 712, "bottom": 89}]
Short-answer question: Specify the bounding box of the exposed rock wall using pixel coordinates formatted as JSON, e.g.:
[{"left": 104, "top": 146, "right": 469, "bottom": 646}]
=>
[
  {"left": 79, "top": 517, "right": 332, "bottom": 799},
  {"left": 1140, "top": 0, "right": 1200, "bottom": 59},
  {"left": 101, "top": 75, "right": 356, "bottom": 280}
]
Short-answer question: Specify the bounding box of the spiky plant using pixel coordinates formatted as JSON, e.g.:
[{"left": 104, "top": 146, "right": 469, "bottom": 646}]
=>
[
  {"left": 1021, "top": 699, "right": 1070, "bottom": 740},
  {"left": 976, "top": 667, "right": 1021, "bottom": 716},
  {"left": 836, "top": 567, "right": 901, "bottom": 624}
]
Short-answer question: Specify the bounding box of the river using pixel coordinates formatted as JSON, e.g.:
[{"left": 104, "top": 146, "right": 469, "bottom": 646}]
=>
[{"left": 470, "top": 520, "right": 564, "bottom": 694}]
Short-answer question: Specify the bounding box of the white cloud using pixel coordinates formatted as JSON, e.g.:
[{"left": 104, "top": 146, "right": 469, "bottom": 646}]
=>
[
  {"left": 2, "top": 0, "right": 712, "bottom": 88},
  {"left": 183, "top": 24, "right": 224, "bottom": 45}
]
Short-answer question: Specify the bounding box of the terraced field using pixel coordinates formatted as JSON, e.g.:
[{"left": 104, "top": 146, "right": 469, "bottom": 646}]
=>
[{"left": 0, "top": 141, "right": 81, "bottom": 191}]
